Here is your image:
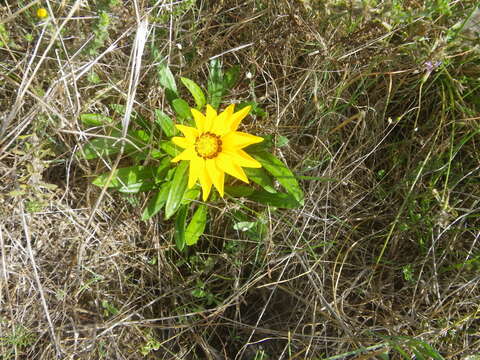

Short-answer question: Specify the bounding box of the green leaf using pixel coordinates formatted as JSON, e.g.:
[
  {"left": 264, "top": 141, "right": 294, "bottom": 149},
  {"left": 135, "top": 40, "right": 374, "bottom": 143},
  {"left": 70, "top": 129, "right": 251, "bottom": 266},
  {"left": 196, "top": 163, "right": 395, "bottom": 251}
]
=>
[
  {"left": 182, "top": 187, "right": 201, "bottom": 204},
  {"left": 132, "top": 114, "right": 152, "bottom": 134},
  {"left": 238, "top": 101, "right": 267, "bottom": 117},
  {"left": 245, "top": 134, "right": 273, "bottom": 153},
  {"left": 109, "top": 103, "right": 126, "bottom": 115},
  {"left": 130, "top": 129, "right": 149, "bottom": 143},
  {"left": 81, "top": 137, "right": 122, "bottom": 160},
  {"left": 413, "top": 350, "right": 425, "bottom": 360},
  {"left": 191, "top": 287, "right": 206, "bottom": 298},
  {"left": 412, "top": 341, "right": 444, "bottom": 360},
  {"left": 180, "top": 77, "right": 206, "bottom": 110},
  {"left": 160, "top": 140, "right": 181, "bottom": 157},
  {"left": 207, "top": 59, "right": 224, "bottom": 109},
  {"left": 141, "top": 182, "right": 171, "bottom": 220},
  {"left": 109, "top": 104, "right": 152, "bottom": 133},
  {"left": 157, "top": 63, "right": 178, "bottom": 103},
  {"left": 174, "top": 205, "right": 188, "bottom": 251},
  {"left": 277, "top": 135, "right": 289, "bottom": 147},
  {"left": 92, "top": 162, "right": 169, "bottom": 193},
  {"left": 224, "top": 65, "right": 240, "bottom": 90},
  {"left": 164, "top": 167, "right": 176, "bottom": 181},
  {"left": 81, "top": 126, "right": 154, "bottom": 160},
  {"left": 225, "top": 185, "right": 255, "bottom": 198},
  {"left": 244, "top": 167, "right": 276, "bottom": 193},
  {"left": 185, "top": 204, "right": 207, "bottom": 246},
  {"left": 153, "top": 157, "right": 171, "bottom": 181},
  {"left": 233, "top": 221, "right": 256, "bottom": 232},
  {"left": 130, "top": 148, "right": 164, "bottom": 161},
  {"left": 80, "top": 113, "right": 113, "bottom": 127},
  {"left": 247, "top": 191, "right": 301, "bottom": 208},
  {"left": 165, "top": 161, "right": 189, "bottom": 219},
  {"left": 125, "top": 129, "right": 163, "bottom": 161},
  {"left": 252, "top": 151, "right": 304, "bottom": 205},
  {"left": 250, "top": 217, "right": 268, "bottom": 241},
  {"left": 87, "top": 71, "right": 101, "bottom": 84},
  {"left": 155, "top": 109, "right": 176, "bottom": 137},
  {"left": 172, "top": 98, "right": 192, "bottom": 120},
  {"left": 393, "top": 345, "right": 411, "bottom": 360}
]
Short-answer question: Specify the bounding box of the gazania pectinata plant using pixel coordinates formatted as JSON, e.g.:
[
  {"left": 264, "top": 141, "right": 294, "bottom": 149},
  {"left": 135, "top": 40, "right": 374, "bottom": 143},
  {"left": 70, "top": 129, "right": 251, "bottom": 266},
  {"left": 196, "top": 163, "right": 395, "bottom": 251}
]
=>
[{"left": 80, "top": 59, "right": 304, "bottom": 249}]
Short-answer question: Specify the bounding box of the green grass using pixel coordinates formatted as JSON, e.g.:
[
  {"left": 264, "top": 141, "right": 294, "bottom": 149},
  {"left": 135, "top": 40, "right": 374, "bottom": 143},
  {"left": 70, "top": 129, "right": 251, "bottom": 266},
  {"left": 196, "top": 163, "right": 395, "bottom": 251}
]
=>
[{"left": 1, "top": 0, "right": 479, "bottom": 358}]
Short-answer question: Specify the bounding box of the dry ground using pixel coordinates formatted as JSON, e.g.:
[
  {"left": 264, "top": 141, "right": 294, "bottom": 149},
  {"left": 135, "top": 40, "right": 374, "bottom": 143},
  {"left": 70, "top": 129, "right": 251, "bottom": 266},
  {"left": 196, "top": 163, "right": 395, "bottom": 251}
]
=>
[{"left": 1, "top": 0, "right": 480, "bottom": 359}]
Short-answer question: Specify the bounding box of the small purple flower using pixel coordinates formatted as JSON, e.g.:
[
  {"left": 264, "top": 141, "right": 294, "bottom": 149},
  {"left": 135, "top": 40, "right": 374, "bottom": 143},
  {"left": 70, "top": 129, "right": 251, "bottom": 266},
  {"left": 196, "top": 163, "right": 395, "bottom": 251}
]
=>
[{"left": 424, "top": 60, "right": 442, "bottom": 74}]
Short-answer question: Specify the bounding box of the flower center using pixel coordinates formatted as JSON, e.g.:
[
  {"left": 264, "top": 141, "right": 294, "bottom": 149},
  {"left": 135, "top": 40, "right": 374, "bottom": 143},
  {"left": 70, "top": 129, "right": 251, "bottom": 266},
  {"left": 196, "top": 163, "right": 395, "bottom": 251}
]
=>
[{"left": 195, "top": 132, "right": 222, "bottom": 159}]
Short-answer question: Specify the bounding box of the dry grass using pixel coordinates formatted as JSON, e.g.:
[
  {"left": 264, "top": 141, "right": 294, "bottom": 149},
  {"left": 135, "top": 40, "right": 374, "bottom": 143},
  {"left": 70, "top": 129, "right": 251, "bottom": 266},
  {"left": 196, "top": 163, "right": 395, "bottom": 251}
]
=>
[{"left": 1, "top": 0, "right": 480, "bottom": 359}]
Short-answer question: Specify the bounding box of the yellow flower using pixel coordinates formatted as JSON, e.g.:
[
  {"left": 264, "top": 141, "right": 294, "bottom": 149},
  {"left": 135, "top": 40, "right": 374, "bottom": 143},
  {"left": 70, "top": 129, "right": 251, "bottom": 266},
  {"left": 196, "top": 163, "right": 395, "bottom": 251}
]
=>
[
  {"left": 36, "top": 8, "right": 48, "bottom": 19},
  {"left": 171, "top": 104, "right": 264, "bottom": 201}
]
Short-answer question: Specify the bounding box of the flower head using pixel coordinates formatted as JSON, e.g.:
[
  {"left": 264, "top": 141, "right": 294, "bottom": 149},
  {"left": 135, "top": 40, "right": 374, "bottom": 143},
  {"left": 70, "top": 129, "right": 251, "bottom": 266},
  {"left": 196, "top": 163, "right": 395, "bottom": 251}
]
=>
[
  {"left": 171, "top": 104, "right": 264, "bottom": 201},
  {"left": 424, "top": 60, "right": 442, "bottom": 74},
  {"left": 36, "top": 8, "right": 48, "bottom": 19}
]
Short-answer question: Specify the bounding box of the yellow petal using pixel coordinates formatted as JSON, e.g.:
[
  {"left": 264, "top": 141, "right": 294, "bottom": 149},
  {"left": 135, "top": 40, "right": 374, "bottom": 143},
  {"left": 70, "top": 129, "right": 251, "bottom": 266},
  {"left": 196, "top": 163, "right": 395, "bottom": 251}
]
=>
[
  {"left": 204, "top": 104, "right": 217, "bottom": 133},
  {"left": 222, "top": 131, "right": 264, "bottom": 150},
  {"left": 229, "top": 105, "right": 251, "bottom": 131},
  {"left": 172, "top": 136, "right": 193, "bottom": 149},
  {"left": 216, "top": 153, "right": 249, "bottom": 183},
  {"left": 188, "top": 156, "right": 202, "bottom": 188},
  {"left": 206, "top": 159, "right": 225, "bottom": 197},
  {"left": 211, "top": 104, "right": 235, "bottom": 135},
  {"left": 176, "top": 124, "right": 198, "bottom": 140},
  {"left": 197, "top": 159, "right": 213, "bottom": 201},
  {"left": 224, "top": 149, "right": 261, "bottom": 168},
  {"left": 191, "top": 109, "right": 207, "bottom": 133},
  {"left": 171, "top": 147, "right": 196, "bottom": 162}
]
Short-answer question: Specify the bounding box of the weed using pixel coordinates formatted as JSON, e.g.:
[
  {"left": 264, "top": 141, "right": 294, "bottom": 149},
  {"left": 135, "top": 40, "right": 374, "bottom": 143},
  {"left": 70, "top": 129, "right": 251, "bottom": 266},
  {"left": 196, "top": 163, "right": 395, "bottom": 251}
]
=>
[
  {"left": 0, "top": 324, "right": 36, "bottom": 359},
  {"left": 86, "top": 1, "right": 120, "bottom": 56}
]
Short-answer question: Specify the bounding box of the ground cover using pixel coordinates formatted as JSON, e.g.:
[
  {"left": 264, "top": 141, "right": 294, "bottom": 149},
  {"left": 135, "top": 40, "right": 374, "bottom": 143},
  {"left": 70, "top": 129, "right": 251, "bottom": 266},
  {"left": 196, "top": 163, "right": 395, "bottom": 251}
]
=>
[{"left": 1, "top": 1, "right": 479, "bottom": 359}]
